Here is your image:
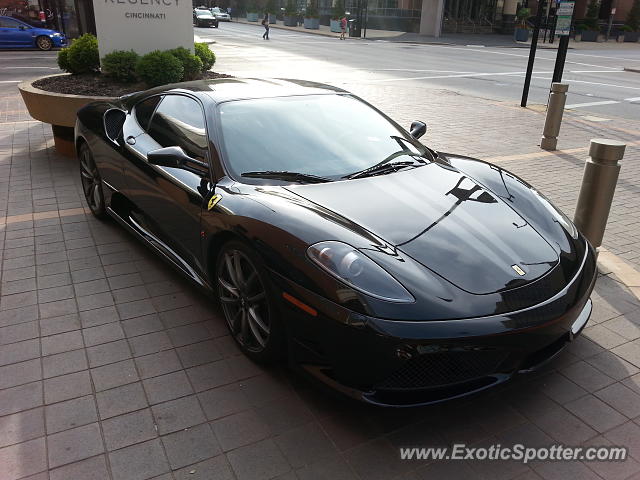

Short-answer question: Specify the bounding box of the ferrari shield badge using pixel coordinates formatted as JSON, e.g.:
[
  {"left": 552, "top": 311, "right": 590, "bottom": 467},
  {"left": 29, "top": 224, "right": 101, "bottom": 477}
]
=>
[
  {"left": 207, "top": 194, "right": 222, "bottom": 211},
  {"left": 511, "top": 264, "right": 526, "bottom": 276}
]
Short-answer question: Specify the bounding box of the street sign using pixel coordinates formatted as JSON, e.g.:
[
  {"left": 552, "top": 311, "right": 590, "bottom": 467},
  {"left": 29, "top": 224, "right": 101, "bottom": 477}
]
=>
[{"left": 555, "top": 0, "right": 575, "bottom": 36}]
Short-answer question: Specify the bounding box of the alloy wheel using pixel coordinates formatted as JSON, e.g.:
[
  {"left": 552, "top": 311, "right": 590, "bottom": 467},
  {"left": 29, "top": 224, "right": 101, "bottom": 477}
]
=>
[
  {"left": 217, "top": 249, "right": 271, "bottom": 353},
  {"left": 36, "top": 36, "right": 52, "bottom": 51},
  {"left": 79, "top": 145, "right": 105, "bottom": 218}
]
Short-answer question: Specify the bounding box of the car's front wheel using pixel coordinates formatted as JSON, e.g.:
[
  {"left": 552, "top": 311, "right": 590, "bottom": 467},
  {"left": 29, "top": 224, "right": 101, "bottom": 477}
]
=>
[
  {"left": 79, "top": 143, "right": 107, "bottom": 219},
  {"left": 216, "top": 240, "right": 284, "bottom": 363},
  {"left": 36, "top": 36, "right": 52, "bottom": 51}
]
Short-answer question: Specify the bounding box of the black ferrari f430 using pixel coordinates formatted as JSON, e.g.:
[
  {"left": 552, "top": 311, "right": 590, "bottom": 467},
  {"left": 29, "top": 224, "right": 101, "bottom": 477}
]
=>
[{"left": 75, "top": 78, "right": 597, "bottom": 406}]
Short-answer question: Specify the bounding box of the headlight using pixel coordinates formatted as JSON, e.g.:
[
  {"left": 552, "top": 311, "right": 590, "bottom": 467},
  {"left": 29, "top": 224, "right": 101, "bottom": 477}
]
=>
[
  {"left": 51, "top": 33, "right": 61, "bottom": 37},
  {"left": 307, "top": 241, "right": 414, "bottom": 303}
]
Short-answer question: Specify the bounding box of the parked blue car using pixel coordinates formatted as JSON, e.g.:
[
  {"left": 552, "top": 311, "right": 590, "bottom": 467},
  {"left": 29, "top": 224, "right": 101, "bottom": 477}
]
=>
[{"left": 0, "top": 16, "right": 67, "bottom": 50}]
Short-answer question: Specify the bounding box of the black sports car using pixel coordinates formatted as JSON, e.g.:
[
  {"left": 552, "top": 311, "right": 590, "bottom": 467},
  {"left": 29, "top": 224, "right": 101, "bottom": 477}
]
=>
[
  {"left": 75, "top": 79, "right": 597, "bottom": 407},
  {"left": 193, "top": 8, "right": 219, "bottom": 27}
]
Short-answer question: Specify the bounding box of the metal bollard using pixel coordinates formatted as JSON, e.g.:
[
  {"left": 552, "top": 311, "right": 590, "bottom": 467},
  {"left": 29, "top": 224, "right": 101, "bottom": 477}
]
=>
[
  {"left": 540, "top": 83, "right": 569, "bottom": 151},
  {"left": 573, "top": 139, "right": 626, "bottom": 249}
]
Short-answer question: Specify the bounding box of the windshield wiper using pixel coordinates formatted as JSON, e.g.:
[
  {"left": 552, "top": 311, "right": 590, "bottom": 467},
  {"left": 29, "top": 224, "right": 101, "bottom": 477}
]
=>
[
  {"left": 344, "top": 160, "right": 421, "bottom": 180},
  {"left": 241, "top": 171, "right": 332, "bottom": 184}
]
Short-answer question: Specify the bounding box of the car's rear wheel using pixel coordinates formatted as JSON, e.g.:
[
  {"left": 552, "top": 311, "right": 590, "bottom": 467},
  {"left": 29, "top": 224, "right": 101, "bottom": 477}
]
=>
[
  {"left": 216, "top": 241, "right": 284, "bottom": 363},
  {"left": 36, "top": 36, "right": 52, "bottom": 51},
  {"left": 79, "top": 143, "right": 107, "bottom": 219}
]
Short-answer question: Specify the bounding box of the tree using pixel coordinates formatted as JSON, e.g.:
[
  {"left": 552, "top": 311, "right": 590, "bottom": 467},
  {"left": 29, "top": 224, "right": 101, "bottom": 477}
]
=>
[
  {"left": 627, "top": 0, "right": 640, "bottom": 31},
  {"left": 331, "top": 0, "right": 345, "bottom": 20},
  {"left": 583, "top": 0, "right": 600, "bottom": 30}
]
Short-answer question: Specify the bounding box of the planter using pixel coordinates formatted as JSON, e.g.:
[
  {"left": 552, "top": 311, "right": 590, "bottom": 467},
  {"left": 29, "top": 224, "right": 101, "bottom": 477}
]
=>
[
  {"left": 283, "top": 15, "right": 297, "bottom": 26},
  {"left": 268, "top": 13, "right": 277, "bottom": 24},
  {"left": 330, "top": 19, "right": 342, "bottom": 32},
  {"left": 247, "top": 12, "right": 259, "bottom": 22},
  {"left": 18, "top": 75, "right": 115, "bottom": 158},
  {"left": 624, "top": 31, "right": 640, "bottom": 42},
  {"left": 514, "top": 28, "right": 529, "bottom": 42},
  {"left": 579, "top": 30, "right": 599, "bottom": 42},
  {"left": 304, "top": 17, "right": 319, "bottom": 29}
]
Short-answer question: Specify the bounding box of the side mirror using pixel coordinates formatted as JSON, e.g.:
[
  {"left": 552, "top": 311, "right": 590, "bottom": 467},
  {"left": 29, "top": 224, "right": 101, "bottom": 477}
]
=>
[
  {"left": 410, "top": 121, "right": 427, "bottom": 139},
  {"left": 147, "top": 146, "right": 209, "bottom": 174},
  {"left": 19, "top": 25, "right": 28, "bottom": 30}
]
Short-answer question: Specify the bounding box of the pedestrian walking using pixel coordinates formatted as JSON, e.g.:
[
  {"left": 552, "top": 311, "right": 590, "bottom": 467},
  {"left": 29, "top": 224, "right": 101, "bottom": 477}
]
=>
[
  {"left": 262, "top": 14, "right": 270, "bottom": 40},
  {"left": 340, "top": 16, "right": 347, "bottom": 40}
]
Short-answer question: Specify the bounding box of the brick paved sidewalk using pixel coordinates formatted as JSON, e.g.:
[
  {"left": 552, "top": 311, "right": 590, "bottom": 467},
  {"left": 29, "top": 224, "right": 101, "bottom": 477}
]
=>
[{"left": 1, "top": 83, "right": 640, "bottom": 480}]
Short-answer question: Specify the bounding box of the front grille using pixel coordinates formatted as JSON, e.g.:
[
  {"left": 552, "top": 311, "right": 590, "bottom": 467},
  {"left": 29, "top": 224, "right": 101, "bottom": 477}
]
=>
[{"left": 375, "top": 349, "right": 508, "bottom": 391}]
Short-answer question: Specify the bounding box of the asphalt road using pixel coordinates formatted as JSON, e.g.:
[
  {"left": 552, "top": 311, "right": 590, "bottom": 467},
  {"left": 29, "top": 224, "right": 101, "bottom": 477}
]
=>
[
  {"left": 1, "top": 24, "right": 638, "bottom": 121},
  {"left": 196, "top": 21, "right": 640, "bottom": 121}
]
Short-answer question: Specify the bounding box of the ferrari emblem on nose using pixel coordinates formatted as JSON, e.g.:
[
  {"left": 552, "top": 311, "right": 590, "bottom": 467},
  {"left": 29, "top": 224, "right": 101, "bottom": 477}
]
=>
[
  {"left": 512, "top": 264, "right": 526, "bottom": 276},
  {"left": 207, "top": 194, "right": 222, "bottom": 211}
]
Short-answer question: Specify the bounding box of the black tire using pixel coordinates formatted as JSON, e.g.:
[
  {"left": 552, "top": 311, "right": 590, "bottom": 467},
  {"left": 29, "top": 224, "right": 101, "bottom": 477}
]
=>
[
  {"left": 36, "top": 36, "right": 52, "bottom": 51},
  {"left": 215, "top": 240, "right": 285, "bottom": 363},
  {"left": 79, "top": 143, "right": 107, "bottom": 219}
]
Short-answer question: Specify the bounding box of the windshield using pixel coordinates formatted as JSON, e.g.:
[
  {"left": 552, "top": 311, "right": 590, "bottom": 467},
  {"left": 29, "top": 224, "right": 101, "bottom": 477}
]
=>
[
  {"left": 217, "top": 94, "right": 430, "bottom": 181},
  {"left": 211, "top": 8, "right": 222, "bottom": 13},
  {"left": 196, "top": 10, "right": 214, "bottom": 17}
]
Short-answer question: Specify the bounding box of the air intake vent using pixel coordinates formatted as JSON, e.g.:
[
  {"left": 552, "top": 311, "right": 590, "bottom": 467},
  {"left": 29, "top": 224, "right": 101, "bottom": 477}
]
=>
[{"left": 104, "top": 109, "right": 126, "bottom": 142}]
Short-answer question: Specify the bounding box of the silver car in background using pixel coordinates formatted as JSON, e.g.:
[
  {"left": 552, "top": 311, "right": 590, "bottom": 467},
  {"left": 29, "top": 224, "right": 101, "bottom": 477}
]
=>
[{"left": 210, "top": 7, "right": 231, "bottom": 21}]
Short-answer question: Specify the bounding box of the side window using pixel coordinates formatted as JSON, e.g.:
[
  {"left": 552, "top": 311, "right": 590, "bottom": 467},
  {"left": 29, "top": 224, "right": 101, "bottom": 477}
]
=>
[
  {"left": 134, "top": 96, "right": 161, "bottom": 131},
  {"left": 0, "top": 19, "right": 21, "bottom": 28},
  {"left": 147, "top": 95, "right": 208, "bottom": 162}
]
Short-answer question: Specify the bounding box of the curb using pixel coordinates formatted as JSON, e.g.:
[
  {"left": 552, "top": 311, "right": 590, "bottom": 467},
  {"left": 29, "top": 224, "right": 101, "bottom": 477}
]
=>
[
  {"left": 598, "top": 248, "right": 640, "bottom": 300},
  {"left": 194, "top": 36, "right": 216, "bottom": 45}
]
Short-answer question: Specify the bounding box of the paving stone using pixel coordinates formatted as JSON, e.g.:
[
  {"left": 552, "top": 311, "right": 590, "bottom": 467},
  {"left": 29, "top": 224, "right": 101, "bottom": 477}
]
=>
[
  {"left": 212, "top": 409, "right": 271, "bottom": 452},
  {"left": 152, "top": 395, "right": 205, "bottom": 435},
  {"left": 96, "top": 381, "right": 149, "bottom": 420},
  {"left": 186, "top": 360, "right": 235, "bottom": 392},
  {"left": 77, "top": 292, "right": 114, "bottom": 312},
  {"left": 44, "top": 370, "right": 92, "bottom": 404},
  {"left": 161, "top": 423, "right": 221, "bottom": 469},
  {"left": 199, "top": 382, "right": 251, "bottom": 421},
  {"left": 71, "top": 267, "right": 105, "bottom": 284},
  {"left": 109, "top": 439, "right": 170, "bottom": 480},
  {"left": 122, "top": 313, "right": 163, "bottom": 338},
  {"left": 173, "top": 455, "right": 235, "bottom": 480},
  {"left": 176, "top": 340, "right": 222, "bottom": 368},
  {"left": 0, "top": 358, "right": 41, "bottom": 388},
  {"left": 226, "top": 438, "right": 291, "bottom": 480},
  {"left": 79, "top": 306, "right": 120, "bottom": 328},
  {"left": 102, "top": 408, "right": 157, "bottom": 451},
  {"left": 37, "top": 285, "right": 74, "bottom": 304},
  {"left": 275, "top": 422, "right": 337, "bottom": 469},
  {"left": 605, "top": 421, "right": 640, "bottom": 462},
  {"left": 39, "top": 298, "right": 77, "bottom": 319},
  {"left": 38, "top": 272, "right": 72, "bottom": 289},
  {"left": 49, "top": 453, "right": 111, "bottom": 480},
  {"left": 117, "top": 299, "right": 157, "bottom": 320},
  {"left": 73, "top": 278, "right": 110, "bottom": 297},
  {"left": 0, "top": 437, "right": 47, "bottom": 480},
  {"left": 0, "top": 381, "right": 43, "bottom": 416},
  {"left": 0, "top": 338, "right": 40, "bottom": 366},
  {"left": 565, "top": 394, "right": 628, "bottom": 433},
  {"left": 45, "top": 395, "right": 98, "bottom": 434},
  {"left": 586, "top": 350, "right": 640, "bottom": 381},
  {"left": 135, "top": 349, "right": 182, "bottom": 379},
  {"left": 41, "top": 330, "right": 83, "bottom": 356},
  {"left": 90, "top": 358, "right": 139, "bottom": 392},
  {"left": 143, "top": 370, "right": 193, "bottom": 405},
  {"left": 168, "top": 322, "right": 212, "bottom": 347},
  {"left": 594, "top": 382, "right": 640, "bottom": 419},
  {"left": 86, "top": 339, "right": 131, "bottom": 368},
  {"left": 561, "top": 360, "right": 617, "bottom": 392},
  {"left": 113, "top": 285, "right": 149, "bottom": 304},
  {"left": 108, "top": 272, "right": 144, "bottom": 290},
  {"left": 129, "top": 331, "right": 172, "bottom": 357},
  {"left": 613, "top": 340, "right": 640, "bottom": 368},
  {"left": 295, "top": 453, "right": 358, "bottom": 480},
  {"left": 0, "top": 408, "right": 45, "bottom": 448},
  {"left": 83, "top": 322, "right": 125, "bottom": 347},
  {"left": 43, "top": 348, "right": 87, "bottom": 379},
  {"left": 2, "top": 277, "right": 37, "bottom": 295},
  {"left": 47, "top": 422, "right": 104, "bottom": 469},
  {"left": 0, "top": 320, "right": 39, "bottom": 345},
  {"left": 0, "top": 305, "right": 39, "bottom": 328}
]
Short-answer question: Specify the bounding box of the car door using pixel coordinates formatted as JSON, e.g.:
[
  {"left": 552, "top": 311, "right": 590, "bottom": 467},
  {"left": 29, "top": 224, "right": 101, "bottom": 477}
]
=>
[
  {"left": 122, "top": 93, "right": 210, "bottom": 276},
  {"left": 0, "top": 18, "right": 33, "bottom": 47}
]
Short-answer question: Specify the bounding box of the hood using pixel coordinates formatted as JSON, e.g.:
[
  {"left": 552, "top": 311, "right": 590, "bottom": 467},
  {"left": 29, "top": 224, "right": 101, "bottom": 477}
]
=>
[
  {"left": 31, "top": 27, "right": 63, "bottom": 36},
  {"left": 286, "top": 162, "right": 559, "bottom": 295}
]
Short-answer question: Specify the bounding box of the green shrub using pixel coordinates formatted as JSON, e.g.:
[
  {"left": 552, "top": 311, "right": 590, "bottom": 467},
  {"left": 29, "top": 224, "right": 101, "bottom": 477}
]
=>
[
  {"left": 62, "top": 34, "right": 100, "bottom": 74},
  {"left": 194, "top": 43, "right": 216, "bottom": 72},
  {"left": 582, "top": 0, "right": 600, "bottom": 31},
  {"left": 627, "top": 0, "right": 640, "bottom": 31},
  {"left": 136, "top": 51, "right": 184, "bottom": 87},
  {"left": 305, "top": 0, "right": 319, "bottom": 18},
  {"left": 284, "top": 0, "right": 297, "bottom": 16},
  {"left": 331, "top": 0, "right": 345, "bottom": 20},
  {"left": 102, "top": 50, "right": 139, "bottom": 83},
  {"left": 167, "top": 47, "right": 203, "bottom": 81},
  {"left": 619, "top": 24, "right": 633, "bottom": 31},
  {"left": 57, "top": 48, "right": 71, "bottom": 71}
]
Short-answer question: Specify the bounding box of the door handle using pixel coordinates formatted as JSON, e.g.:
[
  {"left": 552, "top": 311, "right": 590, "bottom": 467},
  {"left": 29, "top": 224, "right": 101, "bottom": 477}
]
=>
[{"left": 126, "top": 136, "right": 136, "bottom": 145}]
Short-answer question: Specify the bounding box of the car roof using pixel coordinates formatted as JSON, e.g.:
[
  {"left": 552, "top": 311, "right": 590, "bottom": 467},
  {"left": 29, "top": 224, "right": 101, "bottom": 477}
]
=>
[{"left": 123, "top": 78, "right": 348, "bottom": 107}]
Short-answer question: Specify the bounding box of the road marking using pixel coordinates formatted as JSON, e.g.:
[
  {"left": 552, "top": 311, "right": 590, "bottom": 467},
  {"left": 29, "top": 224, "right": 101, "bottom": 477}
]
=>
[
  {"left": 0, "top": 66, "right": 59, "bottom": 69},
  {"left": 524, "top": 75, "right": 640, "bottom": 91},
  {"left": 565, "top": 100, "right": 620, "bottom": 109},
  {"left": 0, "top": 80, "right": 21, "bottom": 83},
  {"left": 373, "top": 68, "right": 475, "bottom": 74},
  {"left": 368, "top": 71, "right": 548, "bottom": 82},
  {"left": 626, "top": 97, "right": 640, "bottom": 102}
]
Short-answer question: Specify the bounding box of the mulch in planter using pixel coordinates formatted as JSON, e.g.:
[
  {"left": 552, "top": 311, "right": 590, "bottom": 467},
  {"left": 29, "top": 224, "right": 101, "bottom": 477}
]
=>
[{"left": 33, "top": 71, "right": 234, "bottom": 97}]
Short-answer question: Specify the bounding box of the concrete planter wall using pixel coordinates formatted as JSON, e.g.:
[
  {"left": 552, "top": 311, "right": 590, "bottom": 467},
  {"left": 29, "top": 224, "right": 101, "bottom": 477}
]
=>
[
  {"left": 283, "top": 15, "right": 297, "bottom": 26},
  {"left": 247, "top": 12, "right": 259, "bottom": 21},
  {"left": 624, "top": 31, "right": 640, "bottom": 42},
  {"left": 304, "top": 17, "right": 319, "bottom": 29},
  {"left": 268, "top": 14, "right": 277, "bottom": 24},
  {"left": 579, "top": 30, "right": 599, "bottom": 42},
  {"left": 18, "top": 75, "right": 115, "bottom": 157},
  {"left": 514, "top": 28, "right": 529, "bottom": 42},
  {"left": 330, "top": 19, "right": 341, "bottom": 32}
]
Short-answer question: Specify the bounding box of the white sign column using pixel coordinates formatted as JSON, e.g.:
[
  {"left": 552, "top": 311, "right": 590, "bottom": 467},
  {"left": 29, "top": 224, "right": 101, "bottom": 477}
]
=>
[{"left": 92, "top": 0, "right": 194, "bottom": 58}]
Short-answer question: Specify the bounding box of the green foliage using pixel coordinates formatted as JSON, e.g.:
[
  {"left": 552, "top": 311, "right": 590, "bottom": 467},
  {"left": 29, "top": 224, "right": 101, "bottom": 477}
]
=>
[
  {"left": 57, "top": 47, "right": 71, "bottom": 72},
  {"left": 101, "top": 50, "right": 139, "bottom": 83},
  {"left": 247, "top": 1, "right": 258, "bottom": 13},
  {"left": 284, "top": 0, "right": 297, "bottom": 16},
  {"left": 626, "top": 0, "right": 640, "bottom": 31},
  {"left": 582, "top": 0, "right": 600, "bottom": 30},
  {"left": 265, "top": 0, "right": 276, "bottom": 14},
  {"left": 59, "top": 34, "right": 99, "bottom": 74},
  {"left": 516, "top": 7, "right": 530, "bottom": 28},
  {"left": 194, "top": 43, "right": 216, "bottom": 72},
  {"left": 331, "top": 0, "right": 345, "bottom": 20},
  {"left": 167, "top": 47, "right": 203, "bottom": 81},
  {"left": 619, "top": 24, "right": 633, "bottom": 31},
  {"left": 136, "top": 50, "right": 184, "bottom": 87},
  {"left": 305, "top": 0, "right": 318, "bottom": 18}
]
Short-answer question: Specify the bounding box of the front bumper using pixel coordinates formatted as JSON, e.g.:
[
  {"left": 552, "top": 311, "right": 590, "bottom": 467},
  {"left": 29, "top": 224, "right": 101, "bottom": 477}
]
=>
[
  {"left": 51, "top": 36, "right": 67, "bottom": 47},
  {"left": 276, "top": 239, "right": 597, "bottom": 407}
]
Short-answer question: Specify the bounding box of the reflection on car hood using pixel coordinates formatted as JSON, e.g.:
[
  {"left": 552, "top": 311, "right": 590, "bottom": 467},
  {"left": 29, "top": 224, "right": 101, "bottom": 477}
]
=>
[{"left": 285, "top": 162, "right": 559, "bottom": 295}]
